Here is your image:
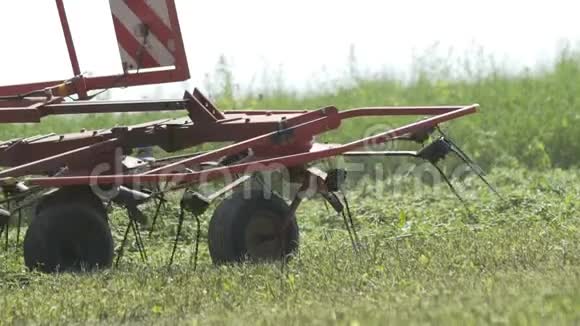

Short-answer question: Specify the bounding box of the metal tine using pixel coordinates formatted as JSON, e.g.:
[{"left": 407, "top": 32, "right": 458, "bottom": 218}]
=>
[
  {"left": 168, "top": 207, "right": 186, "bottom": 268},
  {"left": 4, "top": 201, "right": 10, "bottom": 249},
  {"left": 16, "top": 208, "right": 22, "bottom": 244},
  {"left": 430, "top": 163, "right": 474, "bottom": 218},
  {"left": 340, "top": 191, "right": 361, "bottom": 251},
  {"left": 325, "top": 190, "right": 357, "bottom": 252},
  {"left": 115, "top": 221, "right": 132, "bottom": 267},
  {"left": 436, "top": 127, "right": 502, "bottom": 200},
  {"left": 341, "top": 211, "right": 358, "bottom": 253},
  {"left": 447, "top": 139, "right": 488, "bottom": 176},
  {"left": 114, "top": 205, "right": 144, "bottom": 267},
  {"left": 451, "top": 148, "right": 503, "bottom": 200},
  {"left": 448, "top": 146, "right": 502, "bottom": 199},
  {"left": 136, "top": 220, "right": 148, "bottom": 261},
  {"left": 148, "top": 195, "right": 167, "bottom": 238},
  {"left": 455, "top": 154, "right": 503, "bottom": 200},
  {"left": 189, "top": 213, "right": 201, "bottom": 271},
  {"left": 131, "top": 220, "right": 147, "bottom": 262},
  {"left": 436, "top": 127, "right": 480, "bottom": 167}
]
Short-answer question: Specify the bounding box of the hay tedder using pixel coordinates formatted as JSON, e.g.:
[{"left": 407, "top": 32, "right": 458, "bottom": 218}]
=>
[{"left": 0, "top": 0, "right": 495, "bottom": 273}]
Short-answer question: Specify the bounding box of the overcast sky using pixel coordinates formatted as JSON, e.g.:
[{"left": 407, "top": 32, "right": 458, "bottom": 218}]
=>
[{"left": 1, "top": 0, "right": 579, "bottom": 98}]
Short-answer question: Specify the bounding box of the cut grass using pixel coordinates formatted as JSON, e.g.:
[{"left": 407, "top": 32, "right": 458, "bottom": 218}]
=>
[{"left": 0, "top": 168, "right": 578, "bottom": 324}]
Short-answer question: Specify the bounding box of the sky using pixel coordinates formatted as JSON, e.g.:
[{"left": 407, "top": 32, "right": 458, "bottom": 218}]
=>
[{"left": 1, "top": 0, "right": 579, "bottom": 98}]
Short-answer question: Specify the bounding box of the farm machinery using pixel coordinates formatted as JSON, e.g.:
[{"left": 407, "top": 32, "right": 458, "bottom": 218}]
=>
[{"left": 0, "top": 0, "right": 495, "bottom": 273}]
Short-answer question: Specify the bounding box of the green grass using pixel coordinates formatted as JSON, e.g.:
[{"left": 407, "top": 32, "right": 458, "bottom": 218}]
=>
[
  {"left": 1, "top": 49, "right": 580, "bottom": 324},
  {"left": 0, "top": 169, "right": 579, "bottom": 324},
  {"left": 2, "top": 49, "right": 580, "bottom": 170}
]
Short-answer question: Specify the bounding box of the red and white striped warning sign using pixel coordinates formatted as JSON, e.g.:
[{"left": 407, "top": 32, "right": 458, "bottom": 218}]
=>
[{"left": 109, "top": 0, "right": 179, "bottom": 71}]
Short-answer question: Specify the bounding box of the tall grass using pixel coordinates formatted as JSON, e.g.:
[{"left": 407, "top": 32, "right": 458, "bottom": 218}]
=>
[
  {"left": 226, "top": 47, "right": 580, "bottom": 170},
  {"left": 2, "top": 47, "right": 580, "bottom": 170}
]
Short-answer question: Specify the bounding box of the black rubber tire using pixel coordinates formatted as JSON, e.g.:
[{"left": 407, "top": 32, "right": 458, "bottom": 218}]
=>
[
  {"left": 208, "top": 190, "right": 299, "bottom": 264},
  {"left": 36, "top": 186, "right": 107, "bottom": 219},
  {"left": 23, "top": 203, "right": 114, "bottom": 273}
]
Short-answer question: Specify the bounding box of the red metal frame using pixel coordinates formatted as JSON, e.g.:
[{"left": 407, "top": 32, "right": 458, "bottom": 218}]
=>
[
  {"left": 22, "top": 105, "right": 477, "bottom": 187},
  {"left": 55, "top": 0, "right": 85, "bottom": 98},
  {"left": 0, "top": 0, "right": 481, "bottom": 198},
  {"left": 0, "top": 82, "right": 479, "bottom": 189}
]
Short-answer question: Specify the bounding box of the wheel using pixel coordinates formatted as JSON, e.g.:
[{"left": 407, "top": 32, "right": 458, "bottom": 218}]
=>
[
  {"left": 23, "top": 203, "right": 114, "bottom": 273},
  {"left": 208, "top": 190, "right": 299, "bottom": 264},
  {"left": 36, "top": 186, "right": 107, "bottom": 219}
]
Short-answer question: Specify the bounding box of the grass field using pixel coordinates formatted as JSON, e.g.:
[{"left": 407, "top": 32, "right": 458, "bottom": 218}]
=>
[
  {"left": 1, "top": 50, "right": 580, "bottom": 324},
  {"left": 0, "top": 169, "right": 578, "bottom": 324}
]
